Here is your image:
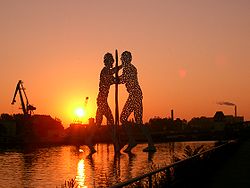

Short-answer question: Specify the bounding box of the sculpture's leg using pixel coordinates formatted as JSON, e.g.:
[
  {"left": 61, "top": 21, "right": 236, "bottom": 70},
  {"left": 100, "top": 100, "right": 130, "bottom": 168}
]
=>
[
  {"left": 123, "top": 124, "right": 137, "bottom": 153},
  {"left": 85, "top": 126, "right": 97, "bottom": 154},
  {"left": 134, "top": 104, "right": 156, "bottom": 152},
  {"left": 139, "top": 124, "right": 156, "bottom": 152}
]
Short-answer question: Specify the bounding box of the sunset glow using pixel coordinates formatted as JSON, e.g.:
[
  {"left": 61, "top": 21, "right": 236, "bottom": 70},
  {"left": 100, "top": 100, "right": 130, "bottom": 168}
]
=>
[
  {"left": 0, "top": 1, "right": 250, "bottom": 187},
  {"left": 0, "top": 0, "right": 249, "bottom": 127}
]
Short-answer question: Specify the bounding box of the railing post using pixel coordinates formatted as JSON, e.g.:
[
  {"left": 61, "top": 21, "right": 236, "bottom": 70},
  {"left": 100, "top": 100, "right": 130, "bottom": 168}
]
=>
[
  {"left": 165, "top": 168, "right": 171, "bottom": 187},
  {"left": 148, "top": 175, "right": 152, "bottom": 188}
]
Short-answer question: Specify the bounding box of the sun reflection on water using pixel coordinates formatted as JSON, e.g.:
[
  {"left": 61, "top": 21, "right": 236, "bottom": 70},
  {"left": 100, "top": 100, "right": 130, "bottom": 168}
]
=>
[
  {"left": 76, "top": 159, "right": 87, "bottom": 188},
  {"left": 0, "top": 142, "right": 216, "bottom": 187}
]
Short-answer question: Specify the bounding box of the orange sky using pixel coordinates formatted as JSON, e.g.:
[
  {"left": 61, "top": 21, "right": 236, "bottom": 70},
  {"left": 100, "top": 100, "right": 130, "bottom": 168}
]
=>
[{"left": 1, "top": 1, "right": 250, "bottom": 127}]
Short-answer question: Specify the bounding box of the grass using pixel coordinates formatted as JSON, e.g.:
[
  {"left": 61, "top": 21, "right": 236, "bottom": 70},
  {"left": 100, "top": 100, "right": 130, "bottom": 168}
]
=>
[{"left": 57, "top": 178, "right": 78, "bottom": 188}]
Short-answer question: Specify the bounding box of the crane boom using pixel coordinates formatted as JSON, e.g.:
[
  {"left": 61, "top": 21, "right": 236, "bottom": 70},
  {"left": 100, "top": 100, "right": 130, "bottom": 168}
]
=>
[{"left": 11, "top": 80, "right": 36, "bottom": 115}]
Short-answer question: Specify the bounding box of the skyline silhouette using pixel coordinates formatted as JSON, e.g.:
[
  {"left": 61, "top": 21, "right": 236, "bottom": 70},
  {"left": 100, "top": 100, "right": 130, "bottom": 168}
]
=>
[{"left": 1, "top": 1, "right": 250, "bottom": 127}]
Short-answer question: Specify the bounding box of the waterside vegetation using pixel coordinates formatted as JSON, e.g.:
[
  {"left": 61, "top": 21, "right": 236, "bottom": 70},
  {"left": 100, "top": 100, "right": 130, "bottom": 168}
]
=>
[{"left": 110, "top": 140, "right": 239, "bottom": 188}]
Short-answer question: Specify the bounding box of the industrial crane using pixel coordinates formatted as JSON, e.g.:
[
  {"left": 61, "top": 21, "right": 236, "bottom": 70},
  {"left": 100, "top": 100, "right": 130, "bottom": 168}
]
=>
[{"left": 11, "top": 80, "right": 36, "bottom": 115}]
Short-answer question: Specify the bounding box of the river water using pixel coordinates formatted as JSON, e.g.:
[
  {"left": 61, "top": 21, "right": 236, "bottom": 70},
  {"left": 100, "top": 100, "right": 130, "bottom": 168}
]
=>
[{"left": 0, "top": 141, "right": 215, "bottom": 188}]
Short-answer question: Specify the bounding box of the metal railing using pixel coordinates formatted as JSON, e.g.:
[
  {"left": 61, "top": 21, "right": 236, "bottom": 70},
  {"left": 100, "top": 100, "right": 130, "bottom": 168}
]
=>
[{"left": 110, "top": 140, "right": 237, "bottom": 188}]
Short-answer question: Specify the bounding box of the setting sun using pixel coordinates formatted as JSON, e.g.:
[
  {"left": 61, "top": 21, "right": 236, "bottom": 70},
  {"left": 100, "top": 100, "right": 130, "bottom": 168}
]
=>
[
  {"left": 75, "top": 108, "right": 85, "bottom": 118},
  {"left": 62, "top": 96, "right": 96, "bottom": 126}
]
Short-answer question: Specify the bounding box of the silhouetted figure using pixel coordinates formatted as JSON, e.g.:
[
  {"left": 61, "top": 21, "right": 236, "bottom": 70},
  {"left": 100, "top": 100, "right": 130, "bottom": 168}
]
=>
[
  {"left": 96, "top": 53, "right": 116, "bottom": 127},
  {"left": 119, "top": 51, "right": 156, "bottom": 153},
  {"left": 87, "top": 52, "right": 121, "bottom": 154}
]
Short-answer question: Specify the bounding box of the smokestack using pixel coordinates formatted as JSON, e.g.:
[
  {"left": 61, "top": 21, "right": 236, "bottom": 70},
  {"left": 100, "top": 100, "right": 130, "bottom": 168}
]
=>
[
  {"left": 235, "top": 105, "right": 237, "bottom": 117},
  {"left": 171, "top": 109, "right": 174, "bottom": 121},
  {"left": 217, "top": 101, "right": 237, "bottom": 117}
]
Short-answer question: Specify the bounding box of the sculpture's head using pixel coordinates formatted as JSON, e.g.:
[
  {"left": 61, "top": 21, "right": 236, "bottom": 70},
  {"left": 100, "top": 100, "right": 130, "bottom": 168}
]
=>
[
  {"left": 121, "top": 51, "right": 132, "bottom": 66},
  {"left": 103, "top": 52, "right": 114, "bottom": 68}
]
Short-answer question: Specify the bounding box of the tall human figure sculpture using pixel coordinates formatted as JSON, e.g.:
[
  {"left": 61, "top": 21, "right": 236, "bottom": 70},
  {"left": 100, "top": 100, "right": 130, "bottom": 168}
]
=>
[
  {"left": 86, "top": 52, "right": 118, "bottom": 154},
  {"left": 96, "top": 52, "right": 116, "bottom": 127},
  {"left": 119, "top": 51, "right": 156, "bottom": 153}
]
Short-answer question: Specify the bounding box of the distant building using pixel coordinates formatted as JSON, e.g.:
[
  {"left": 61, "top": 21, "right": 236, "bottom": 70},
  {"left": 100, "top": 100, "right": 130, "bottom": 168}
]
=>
[
  {"left": 31, "top": 115, "right": 65, "bottom": 143},
  {"left": 0, "top": 120, "right": 16, "bottom": 144},
  {"left": 189, "top": 111, "right": 244, "bottom": 131},
  {"left": 88, "top": 118, "right": 95, "bottom": 126},
  {"left": 213, "top": 111, "right": 244, "bottom": 130}
]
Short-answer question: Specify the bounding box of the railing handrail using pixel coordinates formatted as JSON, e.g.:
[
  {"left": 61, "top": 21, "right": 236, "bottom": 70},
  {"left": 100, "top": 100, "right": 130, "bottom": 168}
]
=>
[{"left": 109, "top": 141, "right": 232, "bottom": 188}]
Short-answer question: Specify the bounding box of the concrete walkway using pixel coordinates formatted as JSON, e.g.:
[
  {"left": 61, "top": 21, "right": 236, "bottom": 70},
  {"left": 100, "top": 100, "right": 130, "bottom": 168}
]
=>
[{"left": 205, "top": 140, "right": 250, "bottom": 188}]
